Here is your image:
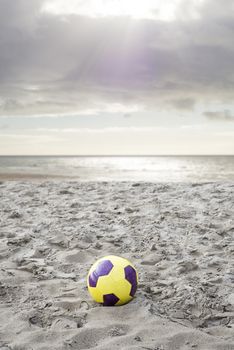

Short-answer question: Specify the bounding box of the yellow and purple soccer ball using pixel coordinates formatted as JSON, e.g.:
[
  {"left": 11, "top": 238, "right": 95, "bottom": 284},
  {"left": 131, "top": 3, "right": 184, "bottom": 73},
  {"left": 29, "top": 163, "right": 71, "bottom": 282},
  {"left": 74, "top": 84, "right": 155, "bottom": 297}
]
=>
[{"left": 87, "top": 255, "right": 138, "bottom": 306}]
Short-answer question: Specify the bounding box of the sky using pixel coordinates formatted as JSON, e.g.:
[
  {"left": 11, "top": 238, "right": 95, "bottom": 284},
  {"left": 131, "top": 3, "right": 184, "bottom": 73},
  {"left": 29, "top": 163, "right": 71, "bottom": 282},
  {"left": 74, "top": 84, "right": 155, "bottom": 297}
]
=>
[{"left": 0, "top": 0, "right": 234, "bottom": 155}]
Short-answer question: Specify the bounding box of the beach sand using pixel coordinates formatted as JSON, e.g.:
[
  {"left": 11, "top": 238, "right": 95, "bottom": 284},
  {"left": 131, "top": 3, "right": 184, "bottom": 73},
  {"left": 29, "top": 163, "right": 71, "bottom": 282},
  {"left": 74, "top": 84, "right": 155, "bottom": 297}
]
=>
[{"left": 0, "top": 181, "right": 233, "bottom": 350}]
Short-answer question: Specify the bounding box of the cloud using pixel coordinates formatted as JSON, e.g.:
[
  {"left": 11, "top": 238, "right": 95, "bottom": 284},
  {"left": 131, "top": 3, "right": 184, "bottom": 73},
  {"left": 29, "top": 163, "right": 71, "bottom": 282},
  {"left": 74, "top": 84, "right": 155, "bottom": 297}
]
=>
[
  {"left": 204, "top": 110, "right": 234, "bottom": 121},
  {"left": 167, "top": 98, "right": 196, "bottom": 110},
  {"left": 33, "top": 126, "right": 169, "bottom": 133},
  {"left": 0, "top": 0, "right": 234, "bottom": 117},
  {"left": 0, "top": 123, "right": 9, "bottom": 129},
  {"left": 123, "top": 113, "right": 132, "bottom": 118}
]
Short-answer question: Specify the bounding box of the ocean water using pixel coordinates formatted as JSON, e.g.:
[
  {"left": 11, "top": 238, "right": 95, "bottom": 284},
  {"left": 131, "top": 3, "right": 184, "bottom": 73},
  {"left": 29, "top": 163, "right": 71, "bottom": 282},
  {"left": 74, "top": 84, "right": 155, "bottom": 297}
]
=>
[{"left": 0, "top": 156, "right": 233, "bottom": 182}]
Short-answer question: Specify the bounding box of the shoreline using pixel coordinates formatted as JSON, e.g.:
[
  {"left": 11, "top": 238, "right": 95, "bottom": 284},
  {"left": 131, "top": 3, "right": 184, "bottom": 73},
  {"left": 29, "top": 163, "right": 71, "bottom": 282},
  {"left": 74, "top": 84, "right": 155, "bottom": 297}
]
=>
[
  {"left": 0, "top": 173, "right": 69, "bottom": 181},
  {"left": 0, "top": 173, "right": 233, "bottom": 182}
]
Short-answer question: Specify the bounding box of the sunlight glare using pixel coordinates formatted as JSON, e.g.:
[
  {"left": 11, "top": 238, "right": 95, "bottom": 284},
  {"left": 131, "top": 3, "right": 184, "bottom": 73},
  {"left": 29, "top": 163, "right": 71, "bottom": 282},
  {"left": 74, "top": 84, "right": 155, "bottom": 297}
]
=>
[{"left": 42, "top": 0, "right": 182, "bottom": 21}]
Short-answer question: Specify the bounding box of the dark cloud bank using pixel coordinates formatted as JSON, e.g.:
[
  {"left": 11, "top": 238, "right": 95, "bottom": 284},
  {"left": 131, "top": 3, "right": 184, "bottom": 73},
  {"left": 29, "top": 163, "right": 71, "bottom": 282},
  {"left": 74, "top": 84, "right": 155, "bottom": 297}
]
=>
[
  {"left": 204, "top": 110, "right": 234, "bottom": 121},
  {"left": 0, "top": 0, "right": 234, "bottom": 117}
]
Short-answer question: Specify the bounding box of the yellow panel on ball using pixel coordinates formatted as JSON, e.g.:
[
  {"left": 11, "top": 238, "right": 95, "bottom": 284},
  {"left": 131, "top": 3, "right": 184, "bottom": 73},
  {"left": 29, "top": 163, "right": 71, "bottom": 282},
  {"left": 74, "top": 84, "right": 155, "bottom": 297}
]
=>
[{"left": 87, "top": 255, "right": 138, "bottom": 306}]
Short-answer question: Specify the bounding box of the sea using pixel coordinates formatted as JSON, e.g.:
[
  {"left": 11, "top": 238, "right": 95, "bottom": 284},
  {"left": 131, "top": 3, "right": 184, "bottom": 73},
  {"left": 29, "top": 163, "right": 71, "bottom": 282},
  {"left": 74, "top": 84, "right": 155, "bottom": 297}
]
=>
[{"left": 0, "top": 156, "right": 233, "bottom": 182}]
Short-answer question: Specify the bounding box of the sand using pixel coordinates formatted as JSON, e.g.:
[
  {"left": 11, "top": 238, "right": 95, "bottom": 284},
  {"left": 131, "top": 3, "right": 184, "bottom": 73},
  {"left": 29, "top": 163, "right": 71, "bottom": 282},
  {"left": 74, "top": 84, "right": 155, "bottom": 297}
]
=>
[{"left": 0, "top": 181, "right": 233, "bottom": 350}]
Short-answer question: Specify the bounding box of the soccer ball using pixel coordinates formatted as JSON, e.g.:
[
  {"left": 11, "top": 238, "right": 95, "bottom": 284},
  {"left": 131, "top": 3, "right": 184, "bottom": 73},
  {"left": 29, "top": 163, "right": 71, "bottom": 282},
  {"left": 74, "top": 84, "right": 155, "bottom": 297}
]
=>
[{"left": 87, "top": 255, "right": 138, "bottom": 306}]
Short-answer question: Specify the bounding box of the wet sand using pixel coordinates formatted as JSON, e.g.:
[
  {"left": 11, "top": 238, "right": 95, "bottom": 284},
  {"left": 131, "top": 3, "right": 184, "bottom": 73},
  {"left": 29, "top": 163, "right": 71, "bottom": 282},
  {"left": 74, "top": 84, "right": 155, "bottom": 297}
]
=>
[
  {"left": 0, "top": 181, "right": 233, "bottom": 350},
  {"left": 0, "top": 174, "right": 67, "bottom": 181}
]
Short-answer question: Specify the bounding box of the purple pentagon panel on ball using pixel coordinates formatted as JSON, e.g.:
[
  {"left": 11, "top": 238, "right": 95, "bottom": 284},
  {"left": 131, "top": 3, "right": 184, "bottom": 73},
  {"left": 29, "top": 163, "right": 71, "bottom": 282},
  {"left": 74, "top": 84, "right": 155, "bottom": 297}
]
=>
[
  {"left": 124, "top": 265, "right": 137, "bottom": 297},
  {"left": 103, "top": 293, "right": 119, "bottom": 306},
  {"left": 89, "top": 259, "right": 114, "bottom": 287}
]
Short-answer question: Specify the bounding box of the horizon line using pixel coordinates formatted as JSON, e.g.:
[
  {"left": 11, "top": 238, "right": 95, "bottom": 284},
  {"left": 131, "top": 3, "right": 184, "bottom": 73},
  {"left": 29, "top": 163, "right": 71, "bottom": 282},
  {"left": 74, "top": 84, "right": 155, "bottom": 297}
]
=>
[{"left": 0, "top": 154, "right": 233, "bottom": 157}]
